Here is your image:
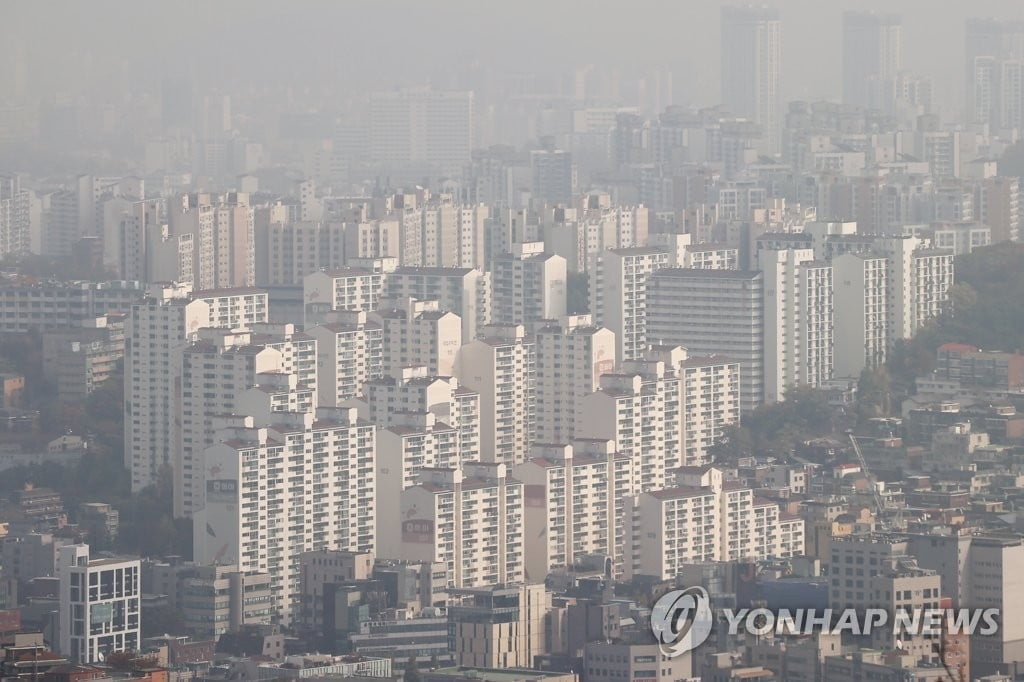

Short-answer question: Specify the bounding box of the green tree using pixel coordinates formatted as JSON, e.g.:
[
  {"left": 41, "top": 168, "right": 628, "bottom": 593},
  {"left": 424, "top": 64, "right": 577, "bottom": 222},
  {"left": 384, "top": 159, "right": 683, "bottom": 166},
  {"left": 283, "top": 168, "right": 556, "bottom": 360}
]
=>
[
  {"left": 710, "top": 386, "right": 840, "bottom": 462},
  {"left": 856, "top": 366, "right": 892, "bottom": 423}
]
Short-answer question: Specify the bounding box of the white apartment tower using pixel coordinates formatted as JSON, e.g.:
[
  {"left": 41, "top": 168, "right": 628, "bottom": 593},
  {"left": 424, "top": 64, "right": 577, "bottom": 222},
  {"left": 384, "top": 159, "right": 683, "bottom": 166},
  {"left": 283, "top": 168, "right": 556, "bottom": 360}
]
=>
[
  {"left": 194, "top": 407, "right": 376, "bottom": 624},
  {"left": 512, "top": 441, "right": 634, "bottom": 579},
  {"left": 590, "top": 247, "right": 669, "bottom": 362},
  {"left": 626, "top": 467, "right": 804, "bottom": 580},
  {"left": 177, "top": 325, "right": 316, "bottom": 519},
  {"left": 364, "top": 367, "right": 481, "bottom": 462},
  {"left": 761, "top": 249, "right": 834, "bottom": 403},
  {"left": 874, "top": 236, "right": 954, "bottom": 341},
  {"left": 0, "top": 174, "right": 34, "bottom": 259},
  {"left": 577, "top": 351, "right": 684, "bottom": 495},
  {"left": 680, "top": 354, "right": 742, "bottom": 467},
  {"left": 833, "top": 253, "right": 889, "bottom": 377},
  {"left": 371, "top": 298, "right": 462, "bottom": 378},
  {"left": 306, "top": 311, "right": 384, "bottom": 406},
  {"left": 535, "top": 315, "right": 616, "bottom": 444},
  {"left": 456, "top": 324, "right": 536, "bottom": 467},
  {"left": 257, "top": 219, "right": 347, "bottom": 286},
  {"left": 490, "top": 242, "right": 567, "bottom": 328},
  {"left": 303, "top": 268, "right": 385, "bottom": 325},
  {"left": 168, "top": 193, "right": 255, "bottom": 290},
  {"left": 388, "top": 463, "right": 524, "bottom": 589},
  {"left": 578, "top": 346, "right": 741, "bottom": 484},
  {"left": 386, "top": 266, "right": 491, "bottom": 342},
  {"left": 125, "top": 284, "right": 268, "bottom": 493}
]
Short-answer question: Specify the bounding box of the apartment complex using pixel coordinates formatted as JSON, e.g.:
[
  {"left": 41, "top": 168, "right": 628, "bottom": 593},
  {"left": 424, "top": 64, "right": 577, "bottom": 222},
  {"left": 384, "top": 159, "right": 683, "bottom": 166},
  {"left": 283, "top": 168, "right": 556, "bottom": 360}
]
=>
[
  {"left": 194, "top": 407, "right": 376, "bottom": 624},
  {"left": 386, "top": 266, "right": 490, "bottom": 342},
  {"left": 626, "top": 467, "right": 804, "bottom": 579},
  {"left": 513, "top": 441, "right": 633, "bottom": 579},
  {"left": 371, "top": 298, "right": 462, "bottom": 378},
  {"left": 387, "top": 464, "right": 524, "bottom": 589}
]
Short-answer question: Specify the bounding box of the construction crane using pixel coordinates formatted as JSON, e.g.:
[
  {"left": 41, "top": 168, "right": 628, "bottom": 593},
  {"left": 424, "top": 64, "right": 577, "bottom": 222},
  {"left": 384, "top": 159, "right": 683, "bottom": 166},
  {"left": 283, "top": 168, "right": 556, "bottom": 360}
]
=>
[{"left": 847, "top": 431, "right": 890, "bottom": 530}]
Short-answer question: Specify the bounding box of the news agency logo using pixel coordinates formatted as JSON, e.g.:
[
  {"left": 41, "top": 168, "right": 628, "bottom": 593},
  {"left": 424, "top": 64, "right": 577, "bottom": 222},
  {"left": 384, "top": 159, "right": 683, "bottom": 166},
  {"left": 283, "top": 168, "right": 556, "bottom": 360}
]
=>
[{"left": 650, "top": 587, "right": 714, "bottom": 658}]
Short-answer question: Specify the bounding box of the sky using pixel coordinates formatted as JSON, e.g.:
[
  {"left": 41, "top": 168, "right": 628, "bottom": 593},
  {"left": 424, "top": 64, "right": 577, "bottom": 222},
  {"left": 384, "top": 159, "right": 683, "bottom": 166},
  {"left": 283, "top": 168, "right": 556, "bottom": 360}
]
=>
[{"left": 4, "top": 0, "right": 1024, "bottom": 111}]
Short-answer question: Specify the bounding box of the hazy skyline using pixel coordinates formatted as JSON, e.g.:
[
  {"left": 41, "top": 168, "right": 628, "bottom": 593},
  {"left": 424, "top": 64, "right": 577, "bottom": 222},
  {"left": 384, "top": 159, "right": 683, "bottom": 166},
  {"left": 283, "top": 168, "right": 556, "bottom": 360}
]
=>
[{"left": 4, "top": 0, "right": 1024, "bottom": 114}]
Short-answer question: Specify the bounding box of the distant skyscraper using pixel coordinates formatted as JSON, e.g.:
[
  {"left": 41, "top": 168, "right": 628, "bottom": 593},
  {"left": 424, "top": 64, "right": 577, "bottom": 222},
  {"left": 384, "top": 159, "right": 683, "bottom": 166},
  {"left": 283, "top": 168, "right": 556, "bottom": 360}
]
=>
[
  {"left": 842, "top": 12, "right": 902, "bottom": 112},
  {"left": 369, "top": 88, "right": 474, "bottom": 177},
  {"left": 965, "top": 18, "right": 1024, "bottom": 128},
  {"left": 720, "top": 5, "right": 782, "bottom": 153},
  {"left": 530, "top": 149, "right": 576, "bottom": 205}
]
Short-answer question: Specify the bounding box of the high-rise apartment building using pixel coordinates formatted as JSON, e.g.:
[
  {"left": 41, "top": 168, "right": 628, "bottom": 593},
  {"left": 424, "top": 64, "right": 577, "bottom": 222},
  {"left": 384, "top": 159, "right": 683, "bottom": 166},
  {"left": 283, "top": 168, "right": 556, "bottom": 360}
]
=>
[
  {"left": 168, "top": 193, "right": 255, "bottom": 290},
  {"left": 647, "top": 269, "right": 764, "bottom": 412},
  {"left": 256, "top": 219, "right": 347, "bottom": 286},
  {"left": 680, "top": 354, "right": 743, "bottom": 466},
  {"left": 306, "top": 311, "right": 384, "bottom": 406},
  {"left": 965, "top": 18, "right": 1024, "bottom": 129},
  {"left": 178, "top": 327, "right": 315, "bottom": 519},
  {"left": 456, "top": 325, "right": 536, "bottom": 467},
  {"left": 388, "top": 464, "right": 524, "bottom": 589},
  {"left": 578, "top": 351, "right": 682, "bottom": 495},
  {"left": 386, "top": 266, "right": 490, "bottom": 342},
  {"left": 364, "top": 366, "right": 481, "bottom": 462},
  {"left": 369, "top": 89, "right": 474, "bottom": 178},
  {"left": 513, "top": 441, "right": 633, "bottom": 578},
  {"left": 0, "top": 174, "right": 34, "bottom": 259},
  {"left": 102, "top": 198, "right": 160, "bottom": 282},
  {"left": 721, "top": 5, "right": 782, "bottom": 153},
  {"left": 303, "top": 268, "right": 385, "bottom": 325},
  {"left": 543, "top": 200, "right": 650, "bottom": 273},
  {"left": 490, "top": 242, "right": 567, "bottom": 328},
  {"left": 371, "top": 298, "right": 462, "bottom": 378},
  {"left": 625, "top": 467, "right": 803, "bottom": 579},
  {"left": 125, "top": 284, "right": 268, "bottom": 493},
  {"left": 842, "top": 12, "right": 903, "bottom": 112},
  {"left": 578, "top": 346, "right": 741, "bottom": 487},
  {"left": 590, "top": 247, "right": 669, "bottom": 362},
  {"left": 872, "top": 237, "right": 954, "bottom": 341},
  {"left": 417, "top": 199, "right": 489, "bottom": 268},
  {"left": 761, "top": 249, "right": 834, "bottom": 403},
  {"left": 535, "top": 315, "right": 616, "bottom": 444},
  {"left": 833, "top": 253, "right": 889, "bottom": 378},
  {"left": 194, "top": 407, "right": 376, "bottom": 624}
]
